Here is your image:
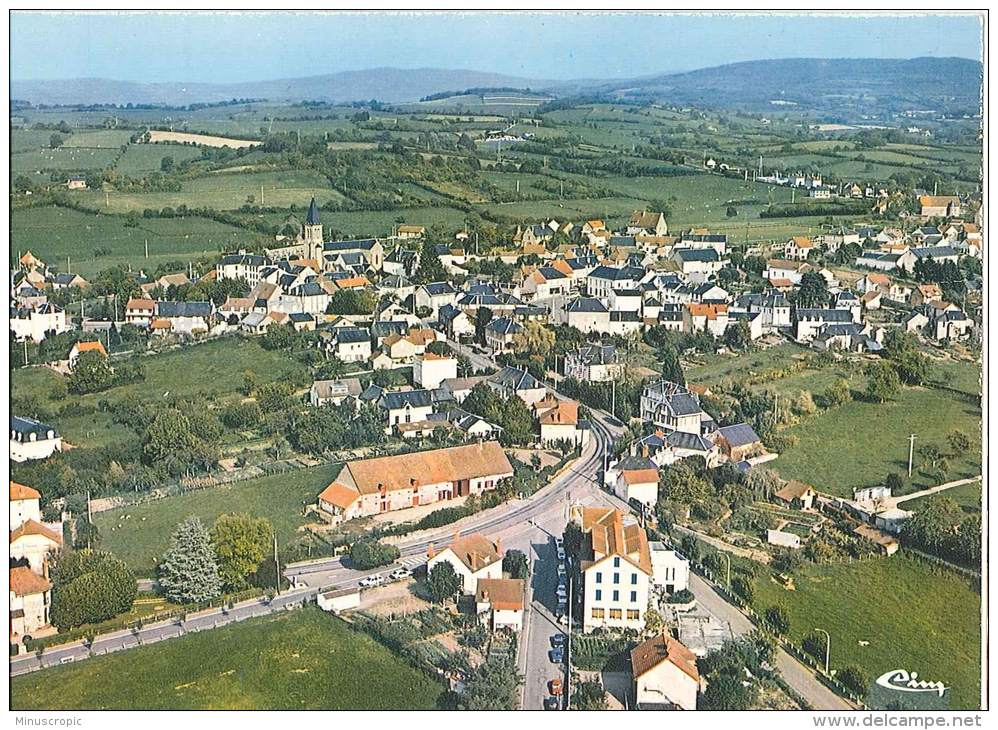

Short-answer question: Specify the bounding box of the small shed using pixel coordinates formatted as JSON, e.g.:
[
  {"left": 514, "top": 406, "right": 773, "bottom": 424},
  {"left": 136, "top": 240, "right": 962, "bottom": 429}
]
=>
[{"left": 317, "top": 587, "right": 361, "bottom": 614}]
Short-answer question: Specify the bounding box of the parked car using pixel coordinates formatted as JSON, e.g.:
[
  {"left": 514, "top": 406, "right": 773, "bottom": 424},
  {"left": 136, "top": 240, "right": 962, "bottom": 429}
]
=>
[
  {"left": 556, "top": 546, "right": 566, "bottom": 561},
  {"left": 549, "top": 679, "right": 563, "bottom": 696},
  {"left": 556, "top": 585, "right": 568, "bottom": 600},
  {"left": 359, "top": 574, "right": 384, "bottom": 588},
  {"left": 390, "top": 567, "right": 412, "bottom": 581},
  {"left": 558, "top": 614, "right": 570, "bottom": 627},
  {"left": 557, "top": 563, "right": 566, "bottom": 576},
  {"left": 549, "top": 647, "right": 564, "bottom": 663},
  {"left": 543, "top": 697, "right": 560, "bottom": 710},
  {"left": 555, "top": 537, "right": 564, "bottom": 549},
  {"left": 551, "top": 634, "right": 566, "bottom": 648}
]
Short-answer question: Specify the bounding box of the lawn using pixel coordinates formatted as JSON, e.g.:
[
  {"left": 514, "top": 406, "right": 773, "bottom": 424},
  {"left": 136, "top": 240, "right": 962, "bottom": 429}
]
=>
[
  {"left": 751, "top": 555, "right": 981, "bottom": 710},
  {"left": 10, "top": 607, "right": 445, "bottom": 710},
  {"left": 773, "top": 383, "right": 982, "bottom": 496},
  {"left": 10, "top": 205, "right": 268, "bottom": 277},
  {"left": 903, "top": 480, "right": 982, "bottom": 514},
  {"left": 96, "top": 463, "right": 340, "bottom": 575}
]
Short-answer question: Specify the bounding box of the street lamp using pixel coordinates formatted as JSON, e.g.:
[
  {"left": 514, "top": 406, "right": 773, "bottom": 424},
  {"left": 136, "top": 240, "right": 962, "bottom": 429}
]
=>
[{"left": 814, "top": 627, "right": 830, "bottom": 675}]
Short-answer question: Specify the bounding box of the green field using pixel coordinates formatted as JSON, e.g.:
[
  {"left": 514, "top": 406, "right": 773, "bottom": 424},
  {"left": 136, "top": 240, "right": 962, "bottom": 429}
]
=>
[
  {"left": 10, "top": 205, "right": 268, "bottom": 277},
  {"left": 12, "top": 146, "right": 120, "bottom": 174},
  {"left": 96, "top": 464, "right": 339, "bottom": 575},
  {"left": 752, "top": 555, "right": 981, "bottom": 710},
  {"left": 903, "top": 480, "right": 982, "bottom": 513},
  {"left": 115, "top": 143, "right": 205, "bottom": 175},
  {"left": 774, "top": 382, "right": 982, "bottom": 496},
  {"left": 11, "top": 607, "right": 445, "bottom": 710}
]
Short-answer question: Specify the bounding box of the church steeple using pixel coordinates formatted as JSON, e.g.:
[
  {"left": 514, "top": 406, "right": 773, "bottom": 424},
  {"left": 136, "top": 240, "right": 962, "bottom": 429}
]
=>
[{"left": 303, "top": 197, "right": 323, "bottom": 262}]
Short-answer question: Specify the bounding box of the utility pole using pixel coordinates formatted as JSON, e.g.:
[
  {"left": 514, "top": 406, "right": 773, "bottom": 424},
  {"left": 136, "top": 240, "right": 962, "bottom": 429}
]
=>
[
  {"left": 611, "top": 379, "right": 616, "bottom": 418},
  {"left": 565, "top": 575, "right": 573, "bottom": 710},
  {"left": 86, "top": 491, "right": 93, "bottom": 549},
  {"left": 814, "top": 628, "right": 831, "bottom": 674},
  {"left": 23, "top": 339, "right": 28, "bottom": 366},
  {"left": 907, "top": 433, "right": 917, "bottom": 477},
  {"left": 273, "top": 532, "right": 281, "bottom": 595},
  {"left": 145, "top": 239, "right": 149, "bottom": 259}
]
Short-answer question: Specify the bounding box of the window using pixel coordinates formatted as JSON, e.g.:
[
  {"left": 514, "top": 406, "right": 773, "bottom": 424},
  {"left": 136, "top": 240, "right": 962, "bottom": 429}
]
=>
[
  {"left": 595, "top": 590, "right": 602, "bottom": 601},
  {"left": 612, "top": 590, "right": 619, "bottom": 602},
  {"left": 591, "top": 608, "right": 605, "bottom": 619},
  {"left": 608, "top": 609, "right": 622, "bottom": 620},
  {"left": 613, "top": 557, "right": 620, "bottom": 568},
  {"left": 613, "top": 573, "right": 620, "bottom": 584},
  {"left": 626, "top": 609, "right": 640, "bottom": 621},
  {"left": 631, "top": 573, "right": 638, "bottom": 585},
  {"left": 595, "top": 571, "right": 602, "bottom": 584},
  {"left": 630, "top": 591, "right": 637, "bottom": 603}
]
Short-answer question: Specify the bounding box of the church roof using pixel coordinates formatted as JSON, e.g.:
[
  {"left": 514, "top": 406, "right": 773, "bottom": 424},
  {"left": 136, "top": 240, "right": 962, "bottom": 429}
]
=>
[{"left": 305, "top": 197, "right": 321, "bottom": 225}]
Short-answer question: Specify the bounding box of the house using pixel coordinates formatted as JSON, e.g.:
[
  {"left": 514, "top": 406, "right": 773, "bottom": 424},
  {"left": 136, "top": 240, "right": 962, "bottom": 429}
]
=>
[
  {"left": 216, "top": 252, "right": 271, "bottom": 286},
  {"left": 484, "top": 317, "right": 523, "bottom": 353},
  {"left": 488, "top": 366, "right": 547, "bottom": 405},
  {"left": 378, "top": 389, "right": 437, "bottom": 434},
  {"left": 317, "top": 587, "right": 361, "bottom": 614},
  {"left": 396, "top": 224, "right": 425, "bottom": 240},
  {"left": 910, "top": 246, "right": 960, "bottom": 270},
  {"left": 764, "top": 258, "right": 810, "bottom": 286},
  {"left": 414, "top": 353, "right": 458, "bottom": 390},
  {"left": 317, "top": 442, "right": 514, "bottom": 522},
  {"left": 578, "top": 507, "right": 653, "bottom": 633},
  {"left": 521, "top": 265, "right": 571, "bottom": 300},
  {"left": 640, "top": 381, "right": 705, "bottom": 434},
  {"left": 683, "top": 303, "right": 729, "bottom": 337},
  {"left": 785, "top": 236, "right": 815, "bottom": 260},
  {"left": 853, "top": 524, "right": 900, "bottom": 556},
  {"left": 564, "top": 344, "right": 624, "bottom": 383},
  {"left": 711, "top": 423, "right": 763, "bottom": 462},
  {"left": 558, "top": 297, "right": 611, "bottom": 334},
  {"left": 649, "top": 541, "right": 690, "bottom": 595},
  {"left": 309, "top": 378, "right": 362, "bottom": 408},
  {"left": 475, "top": 578, "right": 526, "bottom": 631},
  {"left": 11, "top": 481, "right": 42, "bottom": 531},
  {"left": 441, "top": 376, "right": 488, "bottom": 403},
  {"left": 627, "top": 210, "right": 669, "bottom": 236},
  {"left": 321, "top": 238, "right": 384, "bottom": 272},
  {"left": 10, "top": 566, "right": 52, "bottom": 640},
  {"left": 902, "top": 310, "right": 931, "bottom": 334},
  {"left": 67, "top": 340, "right": 107, "bottom": 370},
  {"left": 155, "top": 300, "right": 213, "bottom": 335},
  {"left": 436, "top": 303, "right": 474, "bottom": 339},
  {"left": 10, "top": 416, "right": 62, "bottom": 463},
  {"left": 767, "top": 529, "right": 802, "bottom": 550},
  {"left": 427, "top": 533, "right": 504, "bottom": 594},
  {"left": 773, "top": 480, "right": 817, "bottom": 510},
  {"left": 918, "top": 195, "right": 962, "bottom": 219},
  {"left": 793, "top": 308, "right": 854, "bottom": 343},
  {"left": 10, "top": 519, "right": 62, "bottom": 575},
  {"left": 671, "top": 248, "right": 726, "bottom": 281},
  {"left": 330, "top": 327, "right": 372, "bottom": 363},
  {"left": 631, "top": 633, "right": 700, "bottom": 710},
  {"left": 911, "top": 283, "right": 944, "bottom": 307},
  {"left": 50, "top": 272, "right": 88, "bottom": 291},
  {"left": 414, "top": 282, "right": 459, "bottom": 316},
  {"left": 534, "top": 395, "right": 587, "bottom": 446},
  {"left": 612, "top": 456, "right": 659, "bottom": 509},
  {"left": 856, "top": 273, "right": 891, "bottom": 295},
  {"left": 586, "top": 265, "right": 645, "bottom": 300},
  {"left": 10, "top": 303, "right": 70, "bottom": 343}
]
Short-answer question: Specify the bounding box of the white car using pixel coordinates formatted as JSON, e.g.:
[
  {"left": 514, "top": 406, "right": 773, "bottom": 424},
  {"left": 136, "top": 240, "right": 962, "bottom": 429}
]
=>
[
  {"left": 556, "top": 586, "right": 568, "bottom": 599},
  {"left": 359, "top": 574, "right": 385, "bottom": 588},
  {"left": 557, "top": 563, "right": 566, "bottom": 576},
  {"left": 556, "top": 547, "right": 566, "bottom": 561},
  {"left": 390, "top": 567, "right": 412, "bottom": 581},
  {"left": 555, "top": 537, "right": 564, "bottom": 548}
]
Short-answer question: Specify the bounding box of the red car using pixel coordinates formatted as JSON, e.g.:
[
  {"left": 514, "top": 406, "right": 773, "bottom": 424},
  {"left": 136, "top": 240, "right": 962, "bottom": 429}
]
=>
[{"left": 549, "top": 678, "right": 563, "bottom": 696}]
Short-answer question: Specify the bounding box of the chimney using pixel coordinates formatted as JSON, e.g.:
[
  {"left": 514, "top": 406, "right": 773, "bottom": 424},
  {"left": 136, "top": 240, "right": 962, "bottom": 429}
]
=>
[
  {"left": 481, "top": 590, "right": 489, "bottom": 602},
  {"left": 495, "top": 537, "right": 502, "bottom": 556},
  {"left": 427, "top": 542, "right": 435, "bottom": 559},
  {"left": 641, "top": 444, "right": 649, "bottom": 458}
]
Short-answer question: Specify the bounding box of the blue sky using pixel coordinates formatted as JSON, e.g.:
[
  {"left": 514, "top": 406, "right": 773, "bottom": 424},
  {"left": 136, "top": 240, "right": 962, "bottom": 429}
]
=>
[{"left": 11, "top": 11, "right": 983, "bottom": 82}]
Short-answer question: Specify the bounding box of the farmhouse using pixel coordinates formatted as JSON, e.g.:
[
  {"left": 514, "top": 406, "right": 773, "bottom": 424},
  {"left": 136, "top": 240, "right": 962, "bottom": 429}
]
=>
[
  {"left": 316, "top": 441, "right": 514, "bottom": 521},
  {"left": 9, "top": 566, "right": 52, "bottom": 640},
  {"left": 612, "top": 455, "right": 660, "bottom": 509},
  {"left": 309, "top": 378, "right": 362, "bottom": 408},
  {"left": 427, "top": 533, "right": 504, "bottom": 595},
  {"left": 631, "top": 633, "right": 700, "bottom": 710},
  {"left": 773, "top": 480, "right": 817, "bottom": 511},
  {"left": 475, "top": 578, "right": 526, "bottom": 631}
]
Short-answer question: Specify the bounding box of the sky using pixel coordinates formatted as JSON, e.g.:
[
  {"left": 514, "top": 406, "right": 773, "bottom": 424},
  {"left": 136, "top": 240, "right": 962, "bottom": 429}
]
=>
[{"left": 10, "top": 11, "right": 984, "bottom": 83}]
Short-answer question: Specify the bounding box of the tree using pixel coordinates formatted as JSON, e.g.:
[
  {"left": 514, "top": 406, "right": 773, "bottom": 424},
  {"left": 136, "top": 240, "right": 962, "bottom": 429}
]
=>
[
  {"left": 885, "top": 472, "right": 905, "bottom": 494},
  {"left": 426, "top": 561, "right": 462, "bottom": 603},
  {"left": 801, "top": 630, "right": 828, "bottom": 665},
  {"left": 764, "top": 605, "right": 790, "bottom": 635},
  {"left": 572, "top": 680, "right": 608, "bottom": 710},
  {"left": 864, "top": 361, "right": 901, "bottom": 403},
  {"left": 474, "top": 306, "right": 494, "bottom": 345},
  {"left": 211, "top": 514, "right": 274, "bottom": 590},
  {"left": 795, "top": 272, "right": 829, "bottom": 308},
  {"left": 459, "top": 654, "right": 522, "bottom": 709},
  {"left": 349, "top": 540, "right": 401, "bottom": 570},
  {"left": 461, "top": 382, "right": 501, "bottom": 422},
  {"left": 49, "top": 550, "right": 136, "bottom": 630},
  {"left": 415, "top": 239, "right": 446, "bottom": 284},
  {"left": 883, "top": 330, "right": 931, "bottom": 386},
  {"left": 837, "top": 665, "right": 869, "bottom": 697},
  {"left": 160, "top": 156, "right": 175, "bottom": 172},
  {"left": 499, "top": 394, "right": 534, "bottom": 445},
  {"left": 723, "top": 320, "right": 752, "bottom": 351},
  {"left": 726, "top": 205, "right": 738, "bottom": 218},
  {"left": 948, "top": 430, "right": 971, "bottom": 454},
  {"left": 512, "top": 321, "right": 555, "bottom": 358},
  {"left": 700, "top": 673, "right": 753, "bottom": 710},
  {"left": 731, "top": 575, "right": 754, "bottom": 604},
  {"left": 823, "top": 377, "right": 852, "bottom": 407},
  {"left": 49, "top": 133, "right": 64, "bottom": 149},
  {"left": 502, "top": 549, "right": 529, "bottom": 579},
  {"left": 158, "top": 516, "right": 223, "bottom": 604},
  {"left": 68, "top": 349, "right": 114, "bottom": 394}
]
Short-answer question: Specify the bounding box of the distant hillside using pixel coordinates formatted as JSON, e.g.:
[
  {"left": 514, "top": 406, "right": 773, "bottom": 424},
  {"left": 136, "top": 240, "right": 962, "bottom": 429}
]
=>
[
  {"left": 10, "top": 67, "right": 555, "bottom": 106},
  {"left": 595, "top": 57, "right": 983, "bottom": 115}
]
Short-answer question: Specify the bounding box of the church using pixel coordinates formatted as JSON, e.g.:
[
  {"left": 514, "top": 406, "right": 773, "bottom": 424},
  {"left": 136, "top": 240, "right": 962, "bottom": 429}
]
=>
[{"left": 267, "top": 197, "right": 325, "bottom": 262}]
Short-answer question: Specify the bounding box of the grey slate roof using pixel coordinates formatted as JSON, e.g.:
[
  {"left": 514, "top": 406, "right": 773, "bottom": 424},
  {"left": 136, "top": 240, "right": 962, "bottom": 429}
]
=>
[{"left": 717, "top": 423, "right": 761, "bottom": 448}]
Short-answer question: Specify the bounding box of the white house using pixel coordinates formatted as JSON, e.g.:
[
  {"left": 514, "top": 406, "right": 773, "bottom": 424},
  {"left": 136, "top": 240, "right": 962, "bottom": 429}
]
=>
[
  {"left": 9, "top": 566, "right": 52, "bottom": 640},
  {"left": 784, "top": 236, "right": 816, "bottom": 260},
  {"left": 309, "top": 378, "right": 362, "bottom": 408},
  {"left": 10, "top": 519, "right": 62, "bottom": 575},
  {"left": 631, "top": 633, "right": 701, "bottom": 710},
  {"left": 564, "top": 344, "right": 624, "bottom": 383},
  {"left": 579, "top": 507, "right": 652, "bottom": 633},
  {"left": 413, "top": 353, "right": 458, "bottom": 390},
  {"left": 10, "top": 304, "right": 70, "bottom": 343},
  {"left": 427, "top": 533, "right": 504, "bottom": 595},
  {"left": 10, "top": 416, "right": 62, "bottom": 463},
  {"left": 475, "top": 578, "right": 525, "bottom": 631},
  {"left": 649, "top": 541, "right": 690, "bottom": 594},
  {"left": 614, "top": 461, "right": 660, "bottom": 510},
  {"left": 10, "top": 481, "right": 42, "bottom": 530},
  {"left": 317, "top": 587, "right": 361, "bottom": 614}
]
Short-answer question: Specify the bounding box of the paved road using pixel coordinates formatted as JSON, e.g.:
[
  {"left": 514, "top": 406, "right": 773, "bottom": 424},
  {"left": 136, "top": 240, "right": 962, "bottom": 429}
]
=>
[{"left": 9, "top": 588, "right": 314, "bottom": 677}]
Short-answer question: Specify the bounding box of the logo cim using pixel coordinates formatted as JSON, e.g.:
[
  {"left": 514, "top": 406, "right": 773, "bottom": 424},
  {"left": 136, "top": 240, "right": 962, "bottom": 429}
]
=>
[{"left": 875, "top": 669, "right": 949, "bottom": 697}]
